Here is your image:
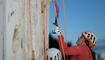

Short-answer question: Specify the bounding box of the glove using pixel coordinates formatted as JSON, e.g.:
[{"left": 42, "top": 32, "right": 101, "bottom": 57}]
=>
[{"left": 53, "top": 26, "right": 61, "bottom": 35}]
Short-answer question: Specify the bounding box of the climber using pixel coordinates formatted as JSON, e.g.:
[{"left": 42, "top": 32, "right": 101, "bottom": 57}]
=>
[{"left": 54, "top": 26, "right": 97, "bottom": 60}]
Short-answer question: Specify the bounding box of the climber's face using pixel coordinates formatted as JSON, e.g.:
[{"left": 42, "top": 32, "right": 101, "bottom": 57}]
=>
[{"left": 76, "top": 35, "right": 85, "bottom": 46}]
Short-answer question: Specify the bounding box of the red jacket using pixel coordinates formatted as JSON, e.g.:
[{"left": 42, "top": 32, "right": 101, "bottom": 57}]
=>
[{"left": 58, "top": 35, "right": 93, "bottom": 60}]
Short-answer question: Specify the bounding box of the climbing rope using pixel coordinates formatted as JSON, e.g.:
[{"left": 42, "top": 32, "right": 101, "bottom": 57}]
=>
[
  {"left": 53, "top": 0, "right": 66, "bottom": 60},
  {"left": 28, "top": 0, "right": 68, "bottom": 60},
  {"left": 28, "top": 0, "right": 34, "bottom": 60},
  {"left": 62, "top": 0, "right": 68, "bottom": 60},
  {"left": 42, "top": 0, "right": 47, "bottom": 60},
  {"left": 62, "top": 0, "right": 67, "bottom": 46}
]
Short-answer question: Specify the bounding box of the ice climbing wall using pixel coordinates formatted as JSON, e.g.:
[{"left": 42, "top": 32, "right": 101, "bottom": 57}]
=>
[
  {"left": 4, "top": 0, "right": 50, "bottom": 60},
  {"left": 5, "top": 0, "right": 25, "bottom": 60},
  {"left": 0, "top": 0, "right": 6, "bottom": 60}
]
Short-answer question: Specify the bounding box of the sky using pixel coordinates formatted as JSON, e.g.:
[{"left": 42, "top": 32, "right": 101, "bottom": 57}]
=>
[{"left": 49, "top": 0, "right": 105, "bottom": 45}]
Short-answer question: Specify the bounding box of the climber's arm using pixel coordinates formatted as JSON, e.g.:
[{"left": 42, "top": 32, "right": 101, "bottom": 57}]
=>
[{"left": 58, "top": 35, "right": 81, "bottom": 55}]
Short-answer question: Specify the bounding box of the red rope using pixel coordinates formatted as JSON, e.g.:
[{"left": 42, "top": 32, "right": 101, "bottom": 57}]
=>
[
  {"left": 42, "top": 0, "right": 47, "bottom": 60},
  {"left": 28, "top": 0, "right": 34, "bottom": 60},
  {"left": 63, "top": 0, "right": 67, "bottom": 46},
  {"left": 63, "top": 0, "right": 68, "bottom": 60},
  {"left": 53, "top": 0, "right": 66, "bottom": 60},
  {"left": 62, "top": 0, "right": 68, "bottom": 60}
]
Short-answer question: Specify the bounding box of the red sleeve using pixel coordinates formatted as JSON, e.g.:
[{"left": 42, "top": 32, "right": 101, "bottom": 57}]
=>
[
  {"left": 58, "top": 35, "right": 82, "bottom": 55},
  {"left": 53, "top": 1, "right": 59, "bottom": 16}
]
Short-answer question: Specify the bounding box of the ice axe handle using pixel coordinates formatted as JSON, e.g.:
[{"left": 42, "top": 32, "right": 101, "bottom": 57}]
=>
[{"left": 53, "top": 17, "right": 58, "bottom": 26}]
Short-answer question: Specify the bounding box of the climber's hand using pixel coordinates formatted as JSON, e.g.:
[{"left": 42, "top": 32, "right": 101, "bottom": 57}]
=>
[{"left": 53, "top": 26, "right": 61, "bottom": 35}]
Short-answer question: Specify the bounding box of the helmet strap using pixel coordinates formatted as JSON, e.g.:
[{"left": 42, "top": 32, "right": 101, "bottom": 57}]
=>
[{"left": 85, "top": 39, "right": 90, "bottom": 47}]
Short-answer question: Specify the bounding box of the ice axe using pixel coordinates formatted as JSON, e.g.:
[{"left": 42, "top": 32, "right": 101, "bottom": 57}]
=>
[{"left": 52, "top": 17, "right": 59, "bottom": 34}]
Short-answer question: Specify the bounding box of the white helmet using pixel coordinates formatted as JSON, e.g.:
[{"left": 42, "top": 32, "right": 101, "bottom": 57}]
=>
[
  {"left": 82, "top": 32, "right": 97, "bottom": 48},
  {"left": 47, "top": 48, "right": 62, "bottom": 60}
]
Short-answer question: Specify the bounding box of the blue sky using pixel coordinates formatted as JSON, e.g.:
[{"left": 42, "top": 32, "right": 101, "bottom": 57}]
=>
[{"left": 49, "top": 0, "right": 105, "bottom": 45}]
